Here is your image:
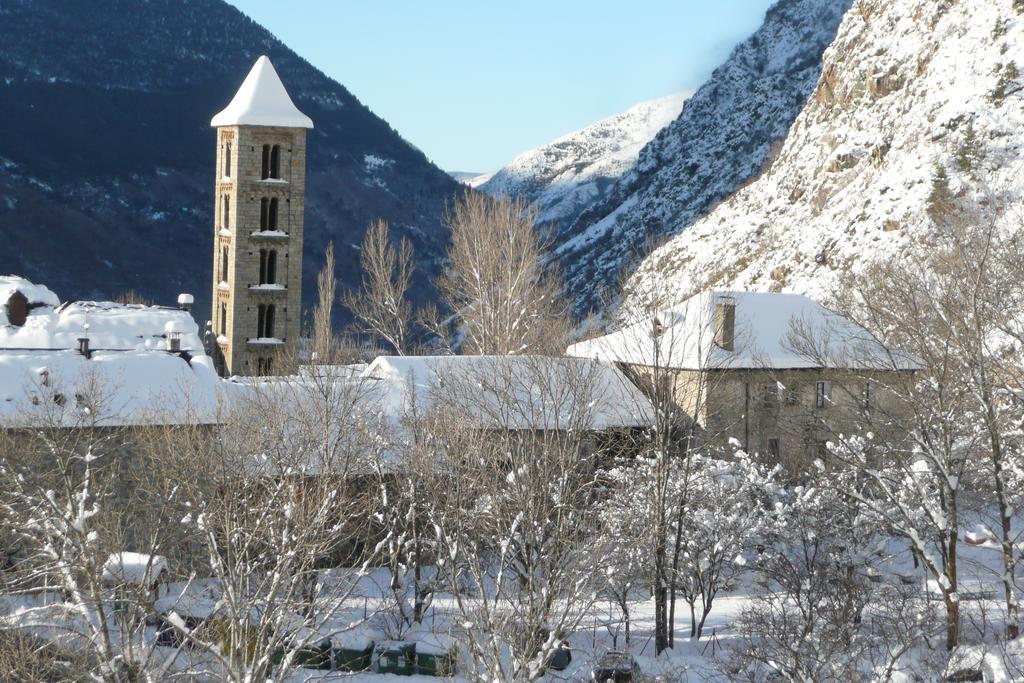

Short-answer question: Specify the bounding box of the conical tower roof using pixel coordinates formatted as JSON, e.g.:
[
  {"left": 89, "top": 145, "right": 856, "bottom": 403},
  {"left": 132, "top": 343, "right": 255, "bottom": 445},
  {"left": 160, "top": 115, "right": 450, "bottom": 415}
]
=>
[{"left": 211, "top": 56, "right": 313, "bottom": 129}]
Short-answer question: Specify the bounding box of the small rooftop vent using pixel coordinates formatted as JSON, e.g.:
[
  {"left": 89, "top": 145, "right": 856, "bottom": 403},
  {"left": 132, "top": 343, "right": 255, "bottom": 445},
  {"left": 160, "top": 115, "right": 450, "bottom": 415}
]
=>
[
  {"left": 78, "top": 323, "right": 92, "bottom": 358},
  {"left": 165, "top": 320, "right": 184, "bottom": 352},
  {"left": 177, "top": 293, "right": 194, "bottom": 313}
]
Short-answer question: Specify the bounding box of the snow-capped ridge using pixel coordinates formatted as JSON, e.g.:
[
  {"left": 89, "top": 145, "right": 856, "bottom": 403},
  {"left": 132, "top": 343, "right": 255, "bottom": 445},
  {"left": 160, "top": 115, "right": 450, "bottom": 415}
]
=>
[
  {"left": 554, "top": 0, "right": 852, "bottom": 316},
  {"left": 477, "top": 92, "right": 688, "bottom": 232}
]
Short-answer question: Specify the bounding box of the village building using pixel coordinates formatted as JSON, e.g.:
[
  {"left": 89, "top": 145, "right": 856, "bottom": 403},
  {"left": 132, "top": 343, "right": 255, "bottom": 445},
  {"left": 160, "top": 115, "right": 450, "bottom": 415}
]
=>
[
  {"left": 234, "top": 354, "right": 657, "bottom": 472},
  {"left": 209, "top": 56, "right": 312, "bottom": 378},
  {"left": 566, "top": 290, "right": 917, "bottom": 472},
  {"left": 0, "top": 275, "right": 225, "bottom": 569}
]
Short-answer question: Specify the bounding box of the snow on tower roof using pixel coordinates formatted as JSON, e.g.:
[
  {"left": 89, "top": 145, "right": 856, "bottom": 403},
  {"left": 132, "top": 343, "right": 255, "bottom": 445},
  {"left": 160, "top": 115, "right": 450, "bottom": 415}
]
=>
[{"left": 210, "top": 55, "right": 313, "bottom": 129}]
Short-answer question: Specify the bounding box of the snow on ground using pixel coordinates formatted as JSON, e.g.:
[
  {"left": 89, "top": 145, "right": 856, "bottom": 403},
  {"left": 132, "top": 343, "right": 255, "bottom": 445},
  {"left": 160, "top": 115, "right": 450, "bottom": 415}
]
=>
[{"left": 5, "top": 525, "right": 1022, "bottom": 681}]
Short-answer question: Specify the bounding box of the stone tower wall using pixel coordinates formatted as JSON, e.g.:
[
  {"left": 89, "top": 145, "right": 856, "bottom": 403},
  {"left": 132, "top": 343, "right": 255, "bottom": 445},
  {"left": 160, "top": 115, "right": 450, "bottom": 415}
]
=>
[{"left": 211, "top": 125, "right": 306, "bottom": 376}]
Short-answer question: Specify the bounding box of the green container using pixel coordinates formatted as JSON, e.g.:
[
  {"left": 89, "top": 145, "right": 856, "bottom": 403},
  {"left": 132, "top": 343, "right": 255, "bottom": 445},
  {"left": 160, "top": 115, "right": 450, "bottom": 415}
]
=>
[
  {"left": 416, "top": 649, "right": 457, "bottom": 677},
  {"left": 376, "top": 641, "right": 416, "bottom": 675},
  {"left": 273, "top": 639, "right": 332, "bottom": 670},
  {"left": 334, "top": 642, "right": 374, "bottom": 672}
]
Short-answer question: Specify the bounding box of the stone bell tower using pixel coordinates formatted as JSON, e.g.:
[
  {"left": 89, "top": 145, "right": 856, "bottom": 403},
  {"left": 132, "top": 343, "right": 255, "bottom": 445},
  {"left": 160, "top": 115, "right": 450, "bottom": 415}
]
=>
[{"left": 210, "top": 55, "right": 313, "bottom": 377}]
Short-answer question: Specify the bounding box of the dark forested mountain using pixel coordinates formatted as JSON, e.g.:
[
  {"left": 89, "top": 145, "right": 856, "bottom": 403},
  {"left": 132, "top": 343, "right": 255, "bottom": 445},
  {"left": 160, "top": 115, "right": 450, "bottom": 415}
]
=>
[
  {"left": 0, "top": 0, "right": 462, "bottom": 324},
  {"left": 554, "top": 0, "right": 851, "bottom": 316}
]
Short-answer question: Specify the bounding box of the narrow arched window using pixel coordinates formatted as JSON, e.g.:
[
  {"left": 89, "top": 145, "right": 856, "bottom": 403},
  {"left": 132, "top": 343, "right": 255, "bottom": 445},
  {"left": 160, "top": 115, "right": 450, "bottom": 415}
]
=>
[
  {"left": 260, "top": 197, "right": 269, "bottom": 230},
  {"left": 220, "top": 302, "right": 227, "bottom": 336},
  {"left": 257, "top": 303, "right": 266, "bottom": 337},
  {"left": 258, "top": 249, "right": 267, "bottom": 284},
  {"left": 270, "top": 144, "right": 281, "bottom": 179},
  {"left": 261, "top": 145, "right": 270, "bottom": 179},
  {"left": 266, "top": 250, "right": 277, "bottom": 284},
  {"left": 221, "top": 246, "right": 229, "bottom": 282},
  {"left": 224, "top": 142, "right": 231, "bottom": 178},
  {"left": 268, "top": 197, "right": 279, "bottom": 230},
  {"left": 265, "top": 304, "right": 276, "bottom": 338},
  {"left": 222, "top": 194, "right": 230, "bottom": 229}
]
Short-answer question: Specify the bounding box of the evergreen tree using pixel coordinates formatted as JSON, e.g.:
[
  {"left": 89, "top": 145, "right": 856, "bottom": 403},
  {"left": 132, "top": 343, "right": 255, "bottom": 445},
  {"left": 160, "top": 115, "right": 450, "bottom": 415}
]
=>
[
  {"left": 926, "top": 162, "right": 955, "bottom": 224},
  {"left": 954, "top": 121, "right": 984, "bottom": 176}
]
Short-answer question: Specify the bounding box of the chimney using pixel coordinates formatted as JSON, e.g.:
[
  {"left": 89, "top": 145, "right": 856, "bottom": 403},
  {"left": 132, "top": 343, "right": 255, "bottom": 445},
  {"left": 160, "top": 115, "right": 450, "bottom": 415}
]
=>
[
  {"left": 165, "top": 321, "right": 184, "bottom": 353},
  {"left": 77, "top": 323, "right": 91, "bottom": 358},
  {"left": 177, "top": 293, "right": 194, "bottom": 313},
  {"left": 715, "top": 296, "right": 736, "bottom": 352}
]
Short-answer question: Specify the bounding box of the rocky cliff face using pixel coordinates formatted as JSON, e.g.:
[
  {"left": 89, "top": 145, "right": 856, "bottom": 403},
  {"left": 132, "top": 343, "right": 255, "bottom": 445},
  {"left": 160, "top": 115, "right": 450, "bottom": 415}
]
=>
[
  {"left": 477, "top": 93, "right": 687, "bottom": 235},
  {"left": 554, "top": 0, "right": 851, "bottom": 316},
  {"left": 625, "top": 0, "right": 1024, "bottom": 312},
  {"left": 0, "top": 0, "right": 462, "bottom": 322}
]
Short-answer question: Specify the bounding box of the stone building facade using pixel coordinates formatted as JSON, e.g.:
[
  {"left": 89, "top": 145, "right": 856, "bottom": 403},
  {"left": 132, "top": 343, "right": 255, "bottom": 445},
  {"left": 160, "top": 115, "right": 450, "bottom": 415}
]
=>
[
  {"left": 209, "top": 56, "right": 313, "bottom": 377},
  {"left": 653, "top": 365, "right": 912, "bottom": 473},
  {"left": 567, "top": 290, "right": 918, "bottom": 472}
]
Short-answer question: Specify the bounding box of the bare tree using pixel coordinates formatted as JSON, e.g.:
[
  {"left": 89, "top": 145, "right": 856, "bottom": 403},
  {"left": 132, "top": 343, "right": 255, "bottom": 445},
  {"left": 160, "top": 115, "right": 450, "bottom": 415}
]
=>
[
  {"left": 0, "top": 357, "right": 386, "bottom": 682},
  {"left": 590, "top": 272, "right": 729, "bottom": 655},
  {"left": 421, "top": 356, "right": 611, "bottom": 680},
  {"left": 597, "top": 468, "right": 650, "bottom": 649},
  {"left": 310, "top": 241, "right": 339, "bottom": 364},
  {"left": 0, "top": 370, "right": 196, "bottom": 682},
  {"left": 344, "top": 219, "right": 415, "bottom": 355},
  {"left": 805, "top": 208, "right": 1024, "bottom": 650},
  {"left": 152, "top": 367, "right": 383, "bottom": 682},
  {"left": 440, "top": 193, "right": 570, "bottom": 355},
  {"left": 675, "top": 451, "right": 775, "bottom": 640},
  {"left": 366, "top": 386, "right": 438, "bottom": 637},
  {"left": 729, "top": 475, "right": 936, "bottom": 681}
]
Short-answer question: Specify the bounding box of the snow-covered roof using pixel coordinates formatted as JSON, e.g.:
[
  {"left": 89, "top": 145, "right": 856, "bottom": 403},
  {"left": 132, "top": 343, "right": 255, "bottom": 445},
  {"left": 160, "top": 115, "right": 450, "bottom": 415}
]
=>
[
  {"left": 0, "top": 275, "right": 60, "bottom": 318},
  {"left": 0, "top": 277, "right": 223, "bottom": 427},
  {"left": 52, "top": 301, "right": 204, "bottom": 351},
  {"left": 1, "top": 291, "right": 203, "bottom": 352},
  {"left": 210, "top": 55, "right": 313, "bottom": 129},
  {"left": 102, "top": 552, "right": 168, "bottom": 586},
  {"left": 0, "top": 349, "right": 223, "bottom": 427},
  {"left": 567, "top": 290, "right": 918, "bottom": 371},
  {"left": 362, "top": 354, "right": 655, "bottom": 431}
]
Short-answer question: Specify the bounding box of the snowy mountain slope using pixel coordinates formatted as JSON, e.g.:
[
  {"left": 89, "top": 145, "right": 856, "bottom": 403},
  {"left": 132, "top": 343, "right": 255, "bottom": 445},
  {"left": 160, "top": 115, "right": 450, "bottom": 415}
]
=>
[
  {"left": 555, "top": 0, "right": 851, "bottom": 315},
  {"left": 477, "top": 93, "right": 687, "bottom": 232},
  {"left": 449, "top": 171, "right": 490, "bottom": 187},
  {"left": 624, "top": 0, "right": 1024, "bottom": 312}
]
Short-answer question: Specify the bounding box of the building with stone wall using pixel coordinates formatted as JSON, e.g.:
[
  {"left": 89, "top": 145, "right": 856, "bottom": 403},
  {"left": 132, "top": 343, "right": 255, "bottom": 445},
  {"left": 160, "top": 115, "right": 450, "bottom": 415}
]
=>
[{"left": 567, "top": 290, "right": 918, "bottom": 472}]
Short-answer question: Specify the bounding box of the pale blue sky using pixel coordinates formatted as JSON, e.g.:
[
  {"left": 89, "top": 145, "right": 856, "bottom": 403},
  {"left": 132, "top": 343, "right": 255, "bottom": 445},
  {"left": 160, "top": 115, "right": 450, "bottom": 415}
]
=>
[{"left": 228, "top": 1, "right": 776, "bottom": 172}]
